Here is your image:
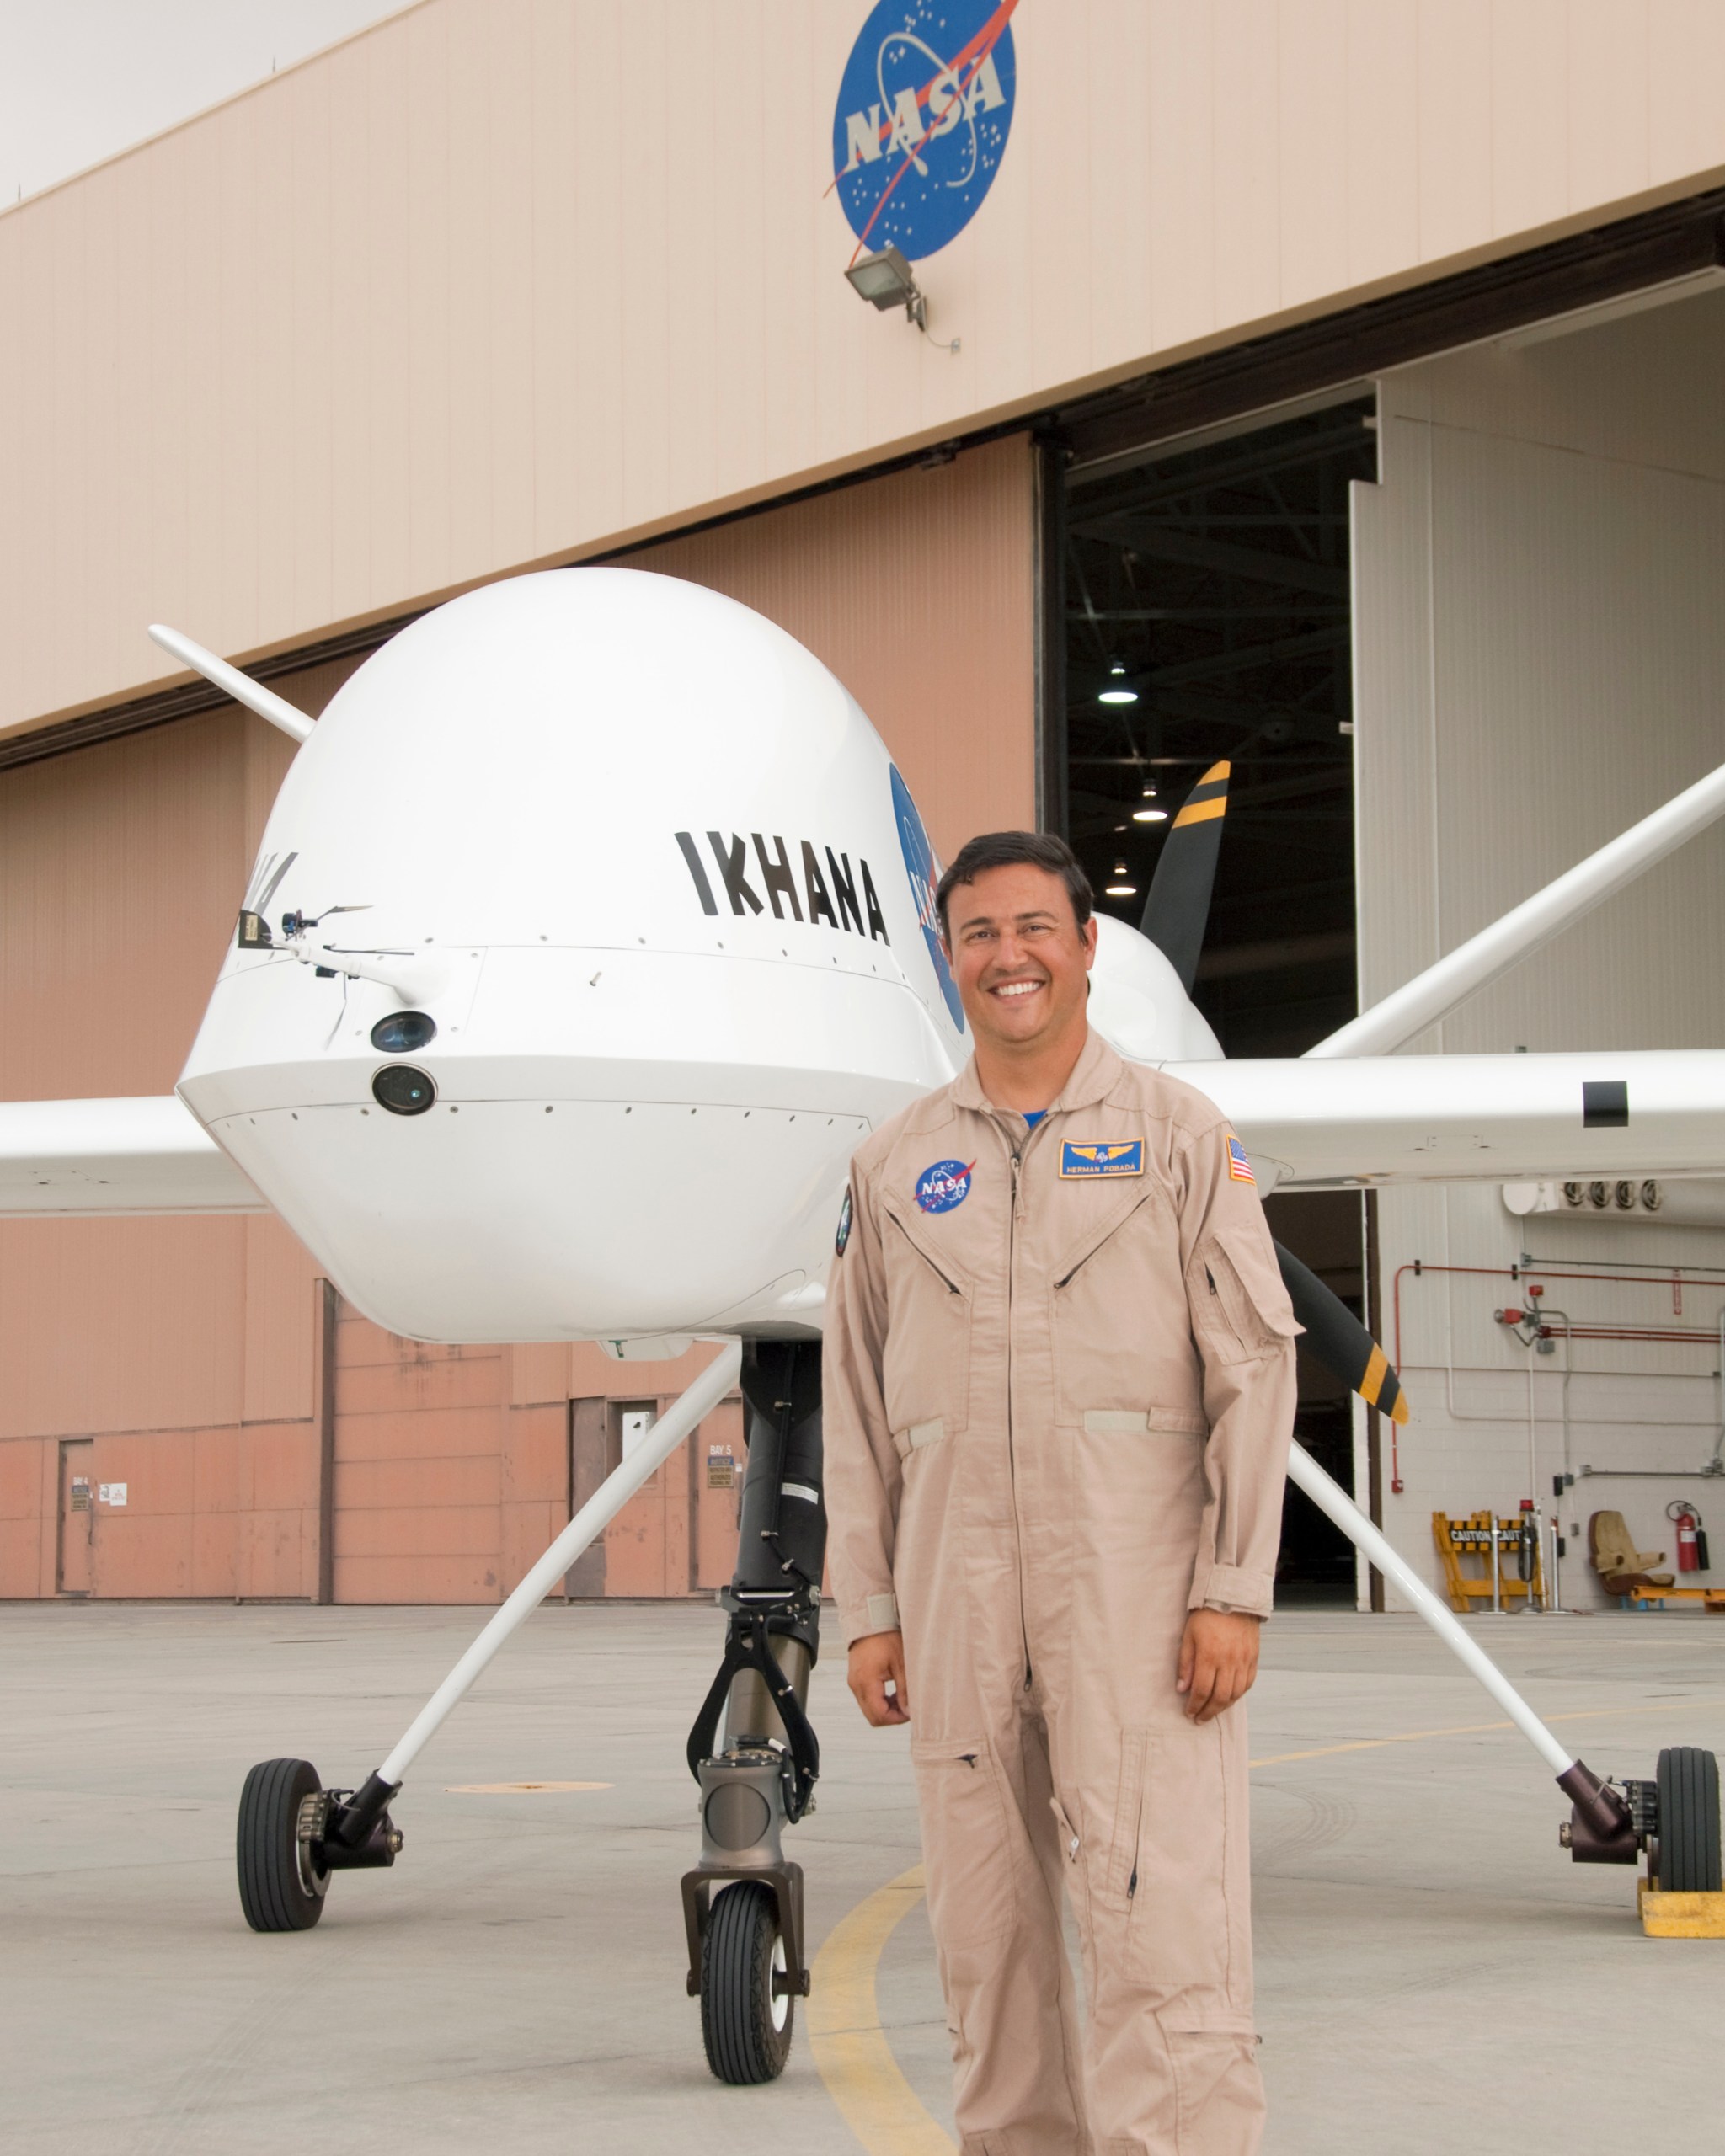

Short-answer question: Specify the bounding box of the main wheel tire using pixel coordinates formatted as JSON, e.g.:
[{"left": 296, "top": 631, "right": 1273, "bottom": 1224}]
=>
[
  {"left": 1655, "top": 1747, "right": 1722, "bottom": 1892},
  {"left": 237, "top": 1758, "right": 328, "bottom": 1932},
  {"left": 700, "top": 1881, "right": 794, "bottom": 2084}
]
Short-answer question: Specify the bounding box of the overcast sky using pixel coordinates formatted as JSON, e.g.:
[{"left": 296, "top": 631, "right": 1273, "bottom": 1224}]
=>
[{"left": 0, "top": 0, "right": 414, "bottom": 205}]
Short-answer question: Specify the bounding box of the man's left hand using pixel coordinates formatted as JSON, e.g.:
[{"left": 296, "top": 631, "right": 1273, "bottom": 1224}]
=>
[{"left": 1176, "top": 1609, "right": 1263, "bottom": 1722}]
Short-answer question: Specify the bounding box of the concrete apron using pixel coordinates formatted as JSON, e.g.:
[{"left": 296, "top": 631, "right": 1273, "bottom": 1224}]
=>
[{"left": 1, "top": 1601, "right": 1719, "bottom": 2155}]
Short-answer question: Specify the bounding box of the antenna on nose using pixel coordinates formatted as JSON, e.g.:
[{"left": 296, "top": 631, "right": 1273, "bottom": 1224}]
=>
[{"left": 147, "top": 625, "right": 314, "bottom": 744}]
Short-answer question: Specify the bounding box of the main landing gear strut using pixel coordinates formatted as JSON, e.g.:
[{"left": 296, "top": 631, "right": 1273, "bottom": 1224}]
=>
[
  {"left": 1288, "top": 1443, "right": 1721, "bottom": 1897},
  {"left": 233, "top": 1343, "right": 745, "bottom": 1940}
]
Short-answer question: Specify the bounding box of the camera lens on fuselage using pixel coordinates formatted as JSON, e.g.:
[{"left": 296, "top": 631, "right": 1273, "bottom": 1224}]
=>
[
  {"left": 371, "top": 1010, "right": 437, "bottom": 1054},
  {"left": 372, "top": 1065, "right": 435, "bottom": 1116}
]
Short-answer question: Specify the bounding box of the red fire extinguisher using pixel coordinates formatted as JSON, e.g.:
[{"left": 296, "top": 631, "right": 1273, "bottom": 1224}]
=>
[{"left": 1667, "top": 1500, "right": 1707, "bottom": 1572}]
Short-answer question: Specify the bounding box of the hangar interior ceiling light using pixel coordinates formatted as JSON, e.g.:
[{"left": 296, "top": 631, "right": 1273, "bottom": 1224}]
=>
[
  {"left": 1097, "top": 663, "right": 1139, "bottom": 705},
  {"left": 845, "top": 244, "right": 927, "bottom": 328},
  {"left": 1104, "top": 859, "right": 1137, "bottom": 898},
  {"left": 1063, "top": 395, "right": 1378, "bottom": 1046}
]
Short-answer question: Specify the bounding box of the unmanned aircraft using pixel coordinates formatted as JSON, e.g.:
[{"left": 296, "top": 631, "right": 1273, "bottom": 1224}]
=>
[{"left": 2, "top": 568, "right": 1717, "bottom": 2081}]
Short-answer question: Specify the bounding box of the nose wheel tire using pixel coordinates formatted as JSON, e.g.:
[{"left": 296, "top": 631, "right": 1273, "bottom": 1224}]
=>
[
  {"left": 237, "top": 1758, "right": 329, "bottom": 1932},
  {"left": 700, "top": 1880, "right": 794, "bottom": 2084},
  {"left": 1654, "top": 1747, "right": 1722, "bottom": 1892}
]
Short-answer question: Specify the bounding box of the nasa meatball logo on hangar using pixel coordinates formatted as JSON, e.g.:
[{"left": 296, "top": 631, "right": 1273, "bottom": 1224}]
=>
[{"left": 832, "top": 0, "right": 1018, "bottom": 260}]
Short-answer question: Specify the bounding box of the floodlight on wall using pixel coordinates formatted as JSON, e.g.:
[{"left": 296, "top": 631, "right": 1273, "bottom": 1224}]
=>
[
  {"left": 844, "top": 246, "right": 960, "bottom": 350},
  {"left": 846, "top": 245, "right": 927, "bottom": 323},
  {"left": 1097, "top": 663, "right": 1139, "bottom": 706}
]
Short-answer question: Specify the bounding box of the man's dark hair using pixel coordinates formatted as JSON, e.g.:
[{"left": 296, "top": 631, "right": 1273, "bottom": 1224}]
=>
[{"left": 935, "top": 830, "right": 1093, "bottom": 938}]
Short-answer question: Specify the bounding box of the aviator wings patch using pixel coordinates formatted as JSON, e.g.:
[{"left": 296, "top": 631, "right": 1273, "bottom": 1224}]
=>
[{"left": 1059, "top": 1140, "right": 1144, "bottom": 1179}]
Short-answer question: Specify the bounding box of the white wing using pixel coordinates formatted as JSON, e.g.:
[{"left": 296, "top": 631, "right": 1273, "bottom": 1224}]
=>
[
  {"left": 1310, "top": 750, "right": 1725, "bottom": 1059},
  {"left": 0, "top": 1097, "right": 265, "bottom": 1215},
  {"left": 1167, "top": 1050, "right": 1725, "bottom": 1189}
]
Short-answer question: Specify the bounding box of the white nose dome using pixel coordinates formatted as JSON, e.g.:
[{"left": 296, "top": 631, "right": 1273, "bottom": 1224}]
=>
[{"left": 1088, "top": 914, "right": 1222, "bottom": 1064}]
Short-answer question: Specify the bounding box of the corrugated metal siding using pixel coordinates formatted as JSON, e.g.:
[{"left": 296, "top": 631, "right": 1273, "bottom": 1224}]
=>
[{"left": 1353, "top": 285, "right": 1725, "bottom": 1609}]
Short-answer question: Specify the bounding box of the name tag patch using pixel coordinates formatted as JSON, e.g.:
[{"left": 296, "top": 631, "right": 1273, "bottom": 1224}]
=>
[{"left": 1059, "top": 1140, "right": 1144, "bottom": 1179}]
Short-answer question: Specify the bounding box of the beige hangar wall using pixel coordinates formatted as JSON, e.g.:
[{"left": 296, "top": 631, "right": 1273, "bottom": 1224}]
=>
[
  {"left": 1351, "top": 286, "right": 1725, "bottom": 1611},
  {"left": 8, "top": 0, "right": 1725, "bottom": 740}
]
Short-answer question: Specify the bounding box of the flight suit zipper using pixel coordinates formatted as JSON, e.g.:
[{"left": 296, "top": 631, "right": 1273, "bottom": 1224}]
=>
[{"left": 1007, "top": 1135, "right": 1032, "bottom": 1690}]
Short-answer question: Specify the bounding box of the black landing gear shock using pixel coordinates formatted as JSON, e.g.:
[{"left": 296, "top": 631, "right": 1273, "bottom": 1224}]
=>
[
  {"left": 681, "top": 1341, "right": 825, "bottom": 2084},
  {"left": 236, "top": 1762, "right": 403, "bottom": 1932}
]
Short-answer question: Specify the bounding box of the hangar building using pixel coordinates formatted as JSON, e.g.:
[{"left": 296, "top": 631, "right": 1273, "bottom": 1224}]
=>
[{"left": 5, "top": 0, "right": 1725, "bottom": 1616}]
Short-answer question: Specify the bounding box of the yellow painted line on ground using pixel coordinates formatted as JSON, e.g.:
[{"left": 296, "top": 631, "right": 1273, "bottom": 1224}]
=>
[
  {"left": 1251, "top": 1694, "right": 1725, "bottom": 1767},
  {"left": 809, "top": 1863, "right": 953, "bottom": 2155}
]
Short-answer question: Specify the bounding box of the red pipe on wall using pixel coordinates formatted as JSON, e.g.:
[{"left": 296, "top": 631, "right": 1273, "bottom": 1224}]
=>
[{"left": 1387, "top": 1258, "right": 1725, "bottom": 1497}]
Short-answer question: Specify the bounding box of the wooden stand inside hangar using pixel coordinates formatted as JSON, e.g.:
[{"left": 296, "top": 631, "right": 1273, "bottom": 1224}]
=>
[{"left": 1432, "top": 1512, "right": 1545, "bottom": 1613}]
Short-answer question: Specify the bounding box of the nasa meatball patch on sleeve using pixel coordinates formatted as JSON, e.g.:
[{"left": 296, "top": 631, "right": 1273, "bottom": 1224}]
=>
[{"left": 835, "top": 1187, "right": 853, "bottom": 1257}]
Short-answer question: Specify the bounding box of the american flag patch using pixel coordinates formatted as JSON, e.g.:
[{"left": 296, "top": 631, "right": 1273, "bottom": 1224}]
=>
[{"left": 1226, "top": 1136, "right": 1255, "bottom": 1184}]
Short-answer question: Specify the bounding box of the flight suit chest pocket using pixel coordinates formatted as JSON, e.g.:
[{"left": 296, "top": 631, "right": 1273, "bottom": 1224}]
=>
[
  {"left": 1189, "top": 1231, "right": 1302, "bottom": 1367},
  {"left": 910, "top": 1737, "right": 1017, "bottom": 1951},
  {"left": 881, "top": 1211, "right": 972, "bottom": 1449},
  {"left": 1051, "top": 1190, "right": 1203, "bottom": 1428}
]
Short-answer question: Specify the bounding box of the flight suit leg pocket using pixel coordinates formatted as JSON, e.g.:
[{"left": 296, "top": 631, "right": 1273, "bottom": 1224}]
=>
[
  {"left": 1122, "top": 1721, "right": 1233, "bottom": 1991},
  {"left": 1107, "top": 1729, "right": 1148, "bottom": 1906},
  {"left": 911, "top": 1737, "right": 1017, "bottom": 1953}
]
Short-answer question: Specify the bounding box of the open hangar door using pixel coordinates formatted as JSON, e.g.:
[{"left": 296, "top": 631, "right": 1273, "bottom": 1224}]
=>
[
  {"left": 1058, "top": 400, "right": 1379, "bottom": 1606},
  {"left": 1353, "top": 277, "right": 1725, "bottom": 1614}
]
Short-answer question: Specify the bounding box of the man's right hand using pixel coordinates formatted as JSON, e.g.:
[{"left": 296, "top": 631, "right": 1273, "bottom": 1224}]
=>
[{"left": 847, "top": 1629, "right": 910, "bottom": 1726}]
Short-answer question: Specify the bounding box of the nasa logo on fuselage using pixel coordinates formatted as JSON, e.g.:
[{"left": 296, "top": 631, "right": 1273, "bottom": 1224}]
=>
[
  {"left": 890, "top": 766, "right": 964, "bottom": 1030},
  {"left": 674, "top": 830, "right": 889, "bottom": 942}
]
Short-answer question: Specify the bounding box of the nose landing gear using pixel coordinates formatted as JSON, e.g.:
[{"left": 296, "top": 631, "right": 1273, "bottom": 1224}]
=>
[
  {"left": 680, "top": 1342, "right": 825, "bottom": 2084},
  {"left": 701, "top": 1878, "right": 798, "bottom": 2084}
]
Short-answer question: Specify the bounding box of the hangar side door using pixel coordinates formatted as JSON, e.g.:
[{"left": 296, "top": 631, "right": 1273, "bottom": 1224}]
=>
[
  {"left": 564, "top": 1390, "right": 743, "bottom": 1598},
  {"left": 57, "top": 1439, "right": 93, "bottom": 1595}
]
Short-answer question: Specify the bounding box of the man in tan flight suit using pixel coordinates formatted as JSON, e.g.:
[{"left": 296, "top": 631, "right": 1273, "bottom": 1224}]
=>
[{"left": 825, "top": 831, "right": 1300, "bottom": 2154}]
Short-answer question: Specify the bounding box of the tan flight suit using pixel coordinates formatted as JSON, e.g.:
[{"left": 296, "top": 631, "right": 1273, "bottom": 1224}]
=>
[{"left": 825, "top": 1030, "right": 1299, "bottom": 2156}]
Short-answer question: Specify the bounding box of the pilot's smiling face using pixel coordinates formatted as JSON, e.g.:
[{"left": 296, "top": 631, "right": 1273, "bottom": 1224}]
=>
[{"left": 943, "top": 863, "right": 1097, "bottom": 1054}]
